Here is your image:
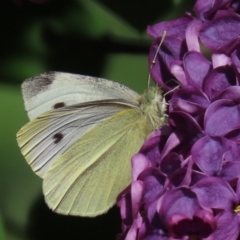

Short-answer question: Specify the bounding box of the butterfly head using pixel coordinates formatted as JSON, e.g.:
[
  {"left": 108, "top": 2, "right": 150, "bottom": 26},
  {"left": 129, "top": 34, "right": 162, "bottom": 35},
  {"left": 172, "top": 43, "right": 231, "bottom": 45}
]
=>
[
  {"left": 139, "top": 86, "right": 167, "bottom": 130},
  {"left": 146, "top": 86, "right": 164, "bottom": 103}
]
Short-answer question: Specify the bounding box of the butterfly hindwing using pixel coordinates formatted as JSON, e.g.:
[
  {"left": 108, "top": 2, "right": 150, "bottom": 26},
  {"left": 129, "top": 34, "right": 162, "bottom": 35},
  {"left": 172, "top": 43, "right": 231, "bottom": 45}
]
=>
[{"left": 43, "top": 107, "right": 149, "bottom": 216}]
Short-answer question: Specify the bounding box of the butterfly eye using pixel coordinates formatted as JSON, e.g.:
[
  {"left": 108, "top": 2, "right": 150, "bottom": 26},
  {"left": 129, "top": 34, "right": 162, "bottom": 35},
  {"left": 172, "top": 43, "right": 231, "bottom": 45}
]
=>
[
  {"left": 53, "top": 132, "right": 64, "bottom": 143},
  {"left": 147, "top": 89, "right": 156, "bottom": 101},
  {"left": 53, "top": 102, "right": 65, "bottom": 109}
]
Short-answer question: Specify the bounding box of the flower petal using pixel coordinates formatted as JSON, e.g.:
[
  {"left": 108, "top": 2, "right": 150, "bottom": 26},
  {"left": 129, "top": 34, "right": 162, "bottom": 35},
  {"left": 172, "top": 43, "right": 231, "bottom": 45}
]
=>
[
  {"left": 199, "top": 10, "right": 240, "bottom": 52},
  {"left": 170, "top": 87, "right": 210, "bottom": 116},
  {"left": 216, "top": 86, "right": 240, "bottom": 102},
  {"left": 160, "top": 188, "right": 200, "bottom": 221},
  {"left": 160, "top": 152, "right": 182, "bottom": 177},
  {"left": 168, "top": 209, "right": 216, "bottom": 238},
  {"left": 183, "top": 51, "right": 212, "bottom": 87},
  {"left": 132, "top": 154, "right": 151, "bottom": 181},
  {"left": 203, "top": 66, "right": 237, "bottom": 99},
  {"left": 186, "top": 19, "right": 202, "bottom": 52},
  {"left": 191, "top": 136, "right": 230, "bottom": 176},
  {"left": 140, "top": 128, "right": 172, "bottom": 165},
  {"left": 211, "top": 211, "right": 240, "bottom": 239},
  {"left": 212, "top": 53, "right": 231, "bottom": 68},
  {"left": 192, "top": 177, "right": 236, "bottom": 209},
  {"left": 169, "top": 111, "right": 204, "bottom": 153},
  {"left": 194, "top": 0, "right": 232, "bottom": 20},
  {"left": 219, "top": 161, "right": 240, "bottom": 182},
  {"left": 138, "top": 168, "right": 167, "bottom": 203},
  {"left": 147, "top": 15, "right": 193, "bottom": 40},
  {"left": 204, "top": 99, "right": 240, "bottom": 136}
]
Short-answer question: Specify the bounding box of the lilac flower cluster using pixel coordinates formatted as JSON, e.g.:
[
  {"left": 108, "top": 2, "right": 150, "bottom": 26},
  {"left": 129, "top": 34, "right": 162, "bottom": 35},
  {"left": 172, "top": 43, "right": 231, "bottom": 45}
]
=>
[{"left": 118, "top": 0, "right": 240, "bottom": 239}]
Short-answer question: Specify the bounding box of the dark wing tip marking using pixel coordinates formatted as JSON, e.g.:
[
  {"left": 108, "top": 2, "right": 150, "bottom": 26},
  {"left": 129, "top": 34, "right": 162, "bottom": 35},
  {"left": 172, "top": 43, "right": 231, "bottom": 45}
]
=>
[
  {"left": 53, "top": 102, "right": 65, "bottom": 109},
  {"left": 22, "top": 72, "right": 58, "bottom": 99},
  {"left": 53, "top": 132, "right": 64, "bottom": 144}
]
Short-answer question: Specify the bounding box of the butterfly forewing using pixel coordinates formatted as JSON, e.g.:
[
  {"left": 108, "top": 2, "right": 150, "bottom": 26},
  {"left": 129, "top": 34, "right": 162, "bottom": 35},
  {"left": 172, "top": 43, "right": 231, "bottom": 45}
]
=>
[
  {"left": 22, "top": 72, "right": 139, "bottom": 120},
  {"left": 17, "top": 100, "right": 138, "bottom": 178}
]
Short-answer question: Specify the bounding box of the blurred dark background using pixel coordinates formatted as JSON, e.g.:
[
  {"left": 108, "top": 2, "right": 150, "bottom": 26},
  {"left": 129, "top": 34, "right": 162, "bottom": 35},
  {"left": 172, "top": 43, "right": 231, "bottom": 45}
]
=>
[{"left": 0, "top": 0, "right": 193, "bottom": 239}]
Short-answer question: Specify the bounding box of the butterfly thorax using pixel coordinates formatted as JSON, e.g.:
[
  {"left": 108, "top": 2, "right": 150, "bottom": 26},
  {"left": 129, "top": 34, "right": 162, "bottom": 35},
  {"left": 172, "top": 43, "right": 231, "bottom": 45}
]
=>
[{"left": 139, "top": 86, "right": 167, "bottom": 130}]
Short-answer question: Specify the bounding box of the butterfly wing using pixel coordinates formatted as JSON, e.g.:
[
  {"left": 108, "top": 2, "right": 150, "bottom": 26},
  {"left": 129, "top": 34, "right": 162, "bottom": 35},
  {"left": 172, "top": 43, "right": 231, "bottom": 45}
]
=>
[
  {"left": 17, "top": 100, "right": 138, "bottom": 178},
  {"left": 17, "top": 72, "right": 150, "bottom": 216},
  {"left": 42, "top": 107, "right": 149, "bottom": 216},
  {"left": 22, "top": 72, "right": 139, "bottom": 120}
]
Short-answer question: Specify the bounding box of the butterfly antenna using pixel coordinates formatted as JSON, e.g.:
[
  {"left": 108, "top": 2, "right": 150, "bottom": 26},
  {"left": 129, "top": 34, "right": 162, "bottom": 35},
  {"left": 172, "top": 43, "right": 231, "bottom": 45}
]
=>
[
  {"left": 147, "top": 30, "right": 167, "bottom": 88},
  {"left": 165, "top": 78, "right": 181, "bottom": 87}
]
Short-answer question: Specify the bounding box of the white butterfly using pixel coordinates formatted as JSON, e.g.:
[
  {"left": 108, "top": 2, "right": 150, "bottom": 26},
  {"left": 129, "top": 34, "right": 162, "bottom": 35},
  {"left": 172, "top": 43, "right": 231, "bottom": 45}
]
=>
[{"left": 16, "top": 71, "right": 167, "bottom": 216}]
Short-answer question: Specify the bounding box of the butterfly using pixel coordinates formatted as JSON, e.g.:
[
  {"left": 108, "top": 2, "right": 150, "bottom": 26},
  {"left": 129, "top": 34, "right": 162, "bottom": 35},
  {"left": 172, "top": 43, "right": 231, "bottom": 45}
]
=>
[{"left": 16, "top": 71, "right": 167, "bottom": 216}]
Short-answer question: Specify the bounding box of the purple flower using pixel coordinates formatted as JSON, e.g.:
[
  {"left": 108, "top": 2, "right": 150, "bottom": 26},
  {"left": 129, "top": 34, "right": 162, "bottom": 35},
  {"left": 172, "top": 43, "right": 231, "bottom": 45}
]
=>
[{"left": 118, "top": 0, "right": 240, "bottom": 239}]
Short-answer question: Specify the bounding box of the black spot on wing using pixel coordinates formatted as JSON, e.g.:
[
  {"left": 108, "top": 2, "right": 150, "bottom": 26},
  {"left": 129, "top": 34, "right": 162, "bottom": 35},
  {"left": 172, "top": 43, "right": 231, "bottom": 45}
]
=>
[
  {"left": 53, "top": 132, "right": 64, "bottom": 144},
  {"left": 53, "top": 102, "right": 65, "bottom": 109}
]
